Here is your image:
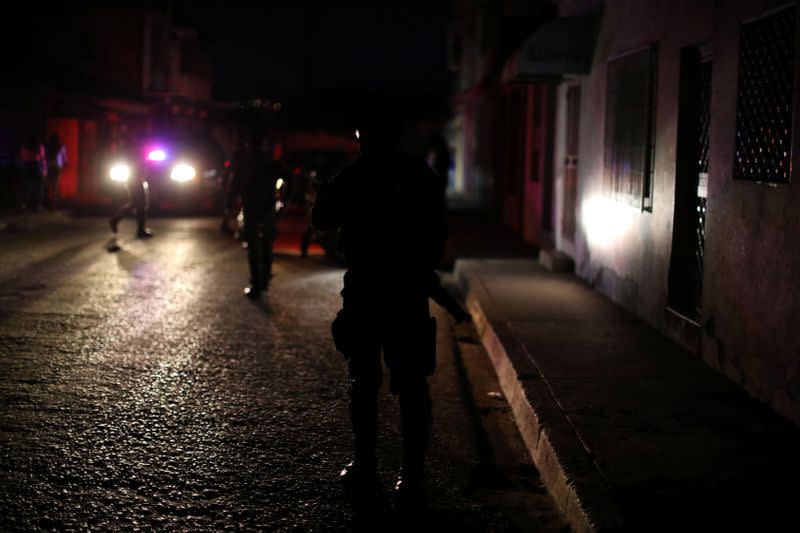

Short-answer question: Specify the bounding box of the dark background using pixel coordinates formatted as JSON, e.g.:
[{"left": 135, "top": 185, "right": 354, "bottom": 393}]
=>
[
  {"left": 2, "top": 1, "right": 452, "bottom": 129},
  {"left": 173, "top": 1, "right": 451, "bottom": 101}
]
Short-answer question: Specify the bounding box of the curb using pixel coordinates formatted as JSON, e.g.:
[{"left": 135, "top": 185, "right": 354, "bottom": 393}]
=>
[{"left": 454, "top": 260, "right": 624, "bottom": 533}]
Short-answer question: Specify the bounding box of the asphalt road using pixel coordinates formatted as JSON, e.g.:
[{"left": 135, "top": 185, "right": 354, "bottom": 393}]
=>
[{"left": 0, "top": 215, "right": 566, "bottom": 532}]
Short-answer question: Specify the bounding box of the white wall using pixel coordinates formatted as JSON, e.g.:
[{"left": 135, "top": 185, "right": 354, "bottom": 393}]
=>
[{"left": 552, "top": 80, "right": 579, "bottom": 259}]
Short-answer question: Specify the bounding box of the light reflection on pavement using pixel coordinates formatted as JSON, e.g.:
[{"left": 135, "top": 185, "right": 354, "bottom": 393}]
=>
[{"left": 0, "top": 217, "right": 564, "bottom": 532}]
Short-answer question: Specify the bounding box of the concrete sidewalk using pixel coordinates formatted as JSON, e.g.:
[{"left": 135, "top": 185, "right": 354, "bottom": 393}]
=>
[{"left": 453, "top": 259, "right": 800, "bottom": 532}]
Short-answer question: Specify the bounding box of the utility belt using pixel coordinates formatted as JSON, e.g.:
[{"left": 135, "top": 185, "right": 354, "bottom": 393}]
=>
[{"left": 331, "top": 307, "right": 437, "bottom": 376}]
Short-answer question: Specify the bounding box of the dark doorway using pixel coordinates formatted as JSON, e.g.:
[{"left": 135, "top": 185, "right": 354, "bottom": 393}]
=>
[{"left": 668, "top": 46, "right": 711, "bottom": 321}]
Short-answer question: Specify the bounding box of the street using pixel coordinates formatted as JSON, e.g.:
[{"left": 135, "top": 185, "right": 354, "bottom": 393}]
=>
[{"left": 0, "top": 216, "right": 566, "bottom": 532}]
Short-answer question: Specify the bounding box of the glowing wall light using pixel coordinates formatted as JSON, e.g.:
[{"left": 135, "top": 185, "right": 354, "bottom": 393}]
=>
[{"left": 581, "top": 195, "right": 634, "bottom": 248}]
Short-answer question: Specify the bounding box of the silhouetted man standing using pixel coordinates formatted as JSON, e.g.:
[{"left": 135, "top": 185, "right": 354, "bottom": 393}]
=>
[
  {"left": 109, "top": 134, "right": 152, "bottom": 239},
  {"left": 311, "top": 110, "right": 446, "bottom": 506},
  {"left": 226, "top": 129, "right": 280, "bottom": 299}
]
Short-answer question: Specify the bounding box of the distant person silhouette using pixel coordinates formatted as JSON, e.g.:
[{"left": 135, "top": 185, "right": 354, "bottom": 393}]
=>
[
  {"left": 226, "top": 129, "right": 281, "bottom": 299},
  {"left": 19, "top": 135, "right": 46, "bottom": 210},
  {"left": 299, "top": 173, "right": 320, "bottom": 258},
  {"left": 109, "top": 134, "right": 152, "bottom": 239},
  {"left": 312, "top": 107, "right": 466, "bottom": 506}
]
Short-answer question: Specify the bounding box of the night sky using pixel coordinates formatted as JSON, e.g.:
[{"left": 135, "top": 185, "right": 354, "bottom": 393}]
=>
[
  {"left": 175, "top": 2, "right": 451, "bottom": 104},
  {"left": 1, "top": 1, "right": 453, "bottom": 128}
]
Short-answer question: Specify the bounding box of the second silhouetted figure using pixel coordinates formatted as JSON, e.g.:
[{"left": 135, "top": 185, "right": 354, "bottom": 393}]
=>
[{"left": 226, "top": 129, "right": 282, "bottom": 299}]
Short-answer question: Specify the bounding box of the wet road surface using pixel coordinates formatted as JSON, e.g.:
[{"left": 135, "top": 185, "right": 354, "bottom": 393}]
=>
[{"left": 0, "top": 216, "right": 566, "bottom": 532}]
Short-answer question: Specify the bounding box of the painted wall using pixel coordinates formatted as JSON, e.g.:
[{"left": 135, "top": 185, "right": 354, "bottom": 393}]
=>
[
  {"left": 702, "top": 0, "right": 800, "bottom": 424},
  {"left": 47, "top": 118, "right": 79, "bottom": 198},
  {"left": 523, "top": 84, "right": 556, "bottom": 247},
  {"left": 559, "top": 0, "right": 800, "bottom": 424},
  {"left": 552, "top": 80, "right": 580, "bottom": 259},
  {"left": 571, "top": 0, "right": 714, "bottom": 327},
  {"left": 522, "top": 86, "right": 539, "bottom": 243}
]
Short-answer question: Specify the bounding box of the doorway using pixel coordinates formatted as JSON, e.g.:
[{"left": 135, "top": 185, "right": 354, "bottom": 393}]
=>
[{"left": 667, "top": 46, "right": 711, "bottom": 321}]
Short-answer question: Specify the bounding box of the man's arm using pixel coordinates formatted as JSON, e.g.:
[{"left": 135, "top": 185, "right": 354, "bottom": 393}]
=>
[
  {"left": 224, "top": 162, "right": 240, "bottom": 214},
  {"left": 429, "top": 272, "right": 471, "bottom": 323}
]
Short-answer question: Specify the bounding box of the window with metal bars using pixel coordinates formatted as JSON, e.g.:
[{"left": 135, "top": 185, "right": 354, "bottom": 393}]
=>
[
  {"left": 603, "top": 45, "right": 658, "bottom": 210},
  {"left": 734, "top": 5, "right": 798, "bottom": 183}
]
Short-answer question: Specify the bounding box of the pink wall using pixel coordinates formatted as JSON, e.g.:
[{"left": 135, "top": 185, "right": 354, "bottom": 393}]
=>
[{"left": 48, "top": 118, "right": 79, "bottom": 198}]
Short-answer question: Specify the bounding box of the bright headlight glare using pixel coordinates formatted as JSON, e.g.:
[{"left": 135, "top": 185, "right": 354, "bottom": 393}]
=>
[
  {"left": 109, "top": 163, "right": 131, "bottom": 182},
  {"left": 170, "top": 163, "right": 196, "bottom": 182},
  {"left": 147, "top": 149, "right": 166, "bottom": 161},
  {"left": 275, "top": 178, "right": 284, "bottom": 190}
]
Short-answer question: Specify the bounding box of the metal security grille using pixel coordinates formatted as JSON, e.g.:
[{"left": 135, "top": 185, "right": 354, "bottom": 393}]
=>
[
  {"left": 695, "top": 61, "right": 711, "bottom": 313},
  {"left": 668, "top": 46, "right": 712, "bottom": 320},
  {"left": 603, "top": 46, "right": 658, "bottom": 209},
  {"left": 734, "top": 5, "right": 797, "bottom": 182}
]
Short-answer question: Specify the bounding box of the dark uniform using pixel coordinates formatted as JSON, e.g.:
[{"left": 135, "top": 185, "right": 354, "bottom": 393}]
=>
[
  {"left": 109, "top": 139, "right": 151, "bottom": 239},
  {"left": 226, "top": 139, "right": 281, "bottom": 298},
  {"left": 312, "top": 143, "right": 446, "bottom": 503}
]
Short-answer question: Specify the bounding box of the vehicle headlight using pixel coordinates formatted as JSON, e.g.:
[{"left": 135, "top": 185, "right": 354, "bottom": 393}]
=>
[
  {"left": 275, "top": 178, "right": 284, "bottom": 190},
  {"left": 109, "top": 163, "right": 131, "bottom": 182},
  {"left": 170, "top": 163, "right": 196, "bottom": 182}
]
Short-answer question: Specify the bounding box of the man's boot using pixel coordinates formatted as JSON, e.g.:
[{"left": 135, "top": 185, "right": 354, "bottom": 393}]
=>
[
  {"left": 341, "top": 391, "right": 379, "bottom": 497},
  {"left": 135, "top": 214, "right": 153, "bottom": 239},
  {"left": 135, "top": 202, "right": 153, "bottom": 239},
  {"left": 395, "top": 387, "right": 432, "bottom": 507}
]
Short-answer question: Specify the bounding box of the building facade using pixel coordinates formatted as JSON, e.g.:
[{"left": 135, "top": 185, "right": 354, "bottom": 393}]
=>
[
  {"left": 1, "top": 6, "right": 219, "bottom": 207},
  {"left": 449, "top": 0, "right": 558, "bottom": 224},
  {"left": 453, "top": 0, "right": 800, "bottom": 424}
]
